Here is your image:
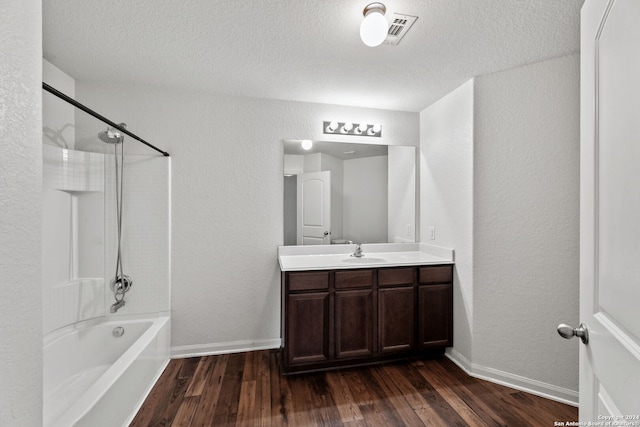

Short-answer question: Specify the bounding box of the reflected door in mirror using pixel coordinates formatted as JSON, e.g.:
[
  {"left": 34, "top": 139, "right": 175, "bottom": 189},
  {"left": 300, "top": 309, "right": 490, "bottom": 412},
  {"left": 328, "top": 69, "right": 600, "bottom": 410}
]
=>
[{"left": 297, "top": 171, "right": 331, "bottom": 245}]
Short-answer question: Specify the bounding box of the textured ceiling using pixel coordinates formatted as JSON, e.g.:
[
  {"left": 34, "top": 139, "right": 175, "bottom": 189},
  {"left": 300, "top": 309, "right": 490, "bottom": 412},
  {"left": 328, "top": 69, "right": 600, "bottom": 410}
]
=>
[{"left": 43, "top": 0, "right": 583, "bottom": 112}]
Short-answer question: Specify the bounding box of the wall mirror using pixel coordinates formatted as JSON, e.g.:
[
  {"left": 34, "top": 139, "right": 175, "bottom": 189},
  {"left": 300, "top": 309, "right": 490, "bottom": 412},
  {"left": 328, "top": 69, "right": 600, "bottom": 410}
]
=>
[{"left": 283, "top": 140, "right": 417, "bottom": 246}]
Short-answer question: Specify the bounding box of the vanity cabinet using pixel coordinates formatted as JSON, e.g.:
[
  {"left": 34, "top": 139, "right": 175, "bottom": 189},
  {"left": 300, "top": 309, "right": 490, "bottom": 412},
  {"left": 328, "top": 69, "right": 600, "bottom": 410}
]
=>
[
  {"left": 334, "top": 270, "right": 375, "bottom": 359},
  {"left": 282, "top": 264, "right": 453, "bottom": 373},
  {"left": 418, "top": 267, "right": 454, "bottom": 349},
  {"left": 284, "top": 272, "right": 330, "bottom": 365},
  {"left": 379, "top": 268, "right": 416, "bottom": 354}
]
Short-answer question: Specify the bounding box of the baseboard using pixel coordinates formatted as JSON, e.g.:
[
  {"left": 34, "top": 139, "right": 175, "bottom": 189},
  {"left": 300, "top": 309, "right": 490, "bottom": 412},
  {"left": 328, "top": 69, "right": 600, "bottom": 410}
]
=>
[
  {"left": 445, "top": 348, "right": 579, "bottom": 407},
  {"left": 170, "top": 338, "right": 281, "bottom": 359}
]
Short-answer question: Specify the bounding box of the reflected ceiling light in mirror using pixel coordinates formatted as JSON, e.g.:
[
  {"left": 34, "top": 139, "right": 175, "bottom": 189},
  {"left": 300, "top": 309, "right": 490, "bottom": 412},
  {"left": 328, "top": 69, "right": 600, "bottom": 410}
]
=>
[
  {"left": 300, "top": 139, "right": 313, "bottom": 150},
  {"left": 360, "top": 3, "right": 388, "bottom": 47},
  {"left": 323, "top": 121, "right": 382, "bottom": 137}
]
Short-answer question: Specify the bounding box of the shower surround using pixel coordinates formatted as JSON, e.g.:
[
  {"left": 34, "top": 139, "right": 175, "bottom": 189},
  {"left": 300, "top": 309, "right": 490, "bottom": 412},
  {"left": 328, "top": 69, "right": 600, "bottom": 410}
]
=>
[{"left": 42, "top": 144, "right": 171, "bottom": 426}]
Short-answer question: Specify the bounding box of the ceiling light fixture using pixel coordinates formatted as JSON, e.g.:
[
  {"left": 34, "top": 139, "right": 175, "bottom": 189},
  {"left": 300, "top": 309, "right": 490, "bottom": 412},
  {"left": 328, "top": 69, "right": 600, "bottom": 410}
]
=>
[
  {"left": 300, "top": 140, "right": 313, "bottom": 150},
  {"left": 360, "top": 3, "right": 388, "bottom": 47},
  {"left": 323, "top": 121, "right": 382, "bottom": 137}
]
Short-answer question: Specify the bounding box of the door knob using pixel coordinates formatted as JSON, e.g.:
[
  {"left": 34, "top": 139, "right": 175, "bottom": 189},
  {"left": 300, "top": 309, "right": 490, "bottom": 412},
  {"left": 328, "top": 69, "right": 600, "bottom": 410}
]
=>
[{"left": 557, "top": 323, "right": 589, "bottom": 344}]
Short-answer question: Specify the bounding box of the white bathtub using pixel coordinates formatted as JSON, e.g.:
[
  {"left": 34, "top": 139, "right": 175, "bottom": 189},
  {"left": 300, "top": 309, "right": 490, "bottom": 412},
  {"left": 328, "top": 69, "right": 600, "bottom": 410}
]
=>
[{"left": 44, "top": 315, "right": 170, "bottom": 427}]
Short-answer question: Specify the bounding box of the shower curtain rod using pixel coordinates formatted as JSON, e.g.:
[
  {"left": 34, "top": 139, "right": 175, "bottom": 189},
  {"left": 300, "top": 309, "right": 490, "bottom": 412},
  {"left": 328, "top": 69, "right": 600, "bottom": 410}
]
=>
[{"left": 42, "top": 82, "right": 170, "bottom": 157}]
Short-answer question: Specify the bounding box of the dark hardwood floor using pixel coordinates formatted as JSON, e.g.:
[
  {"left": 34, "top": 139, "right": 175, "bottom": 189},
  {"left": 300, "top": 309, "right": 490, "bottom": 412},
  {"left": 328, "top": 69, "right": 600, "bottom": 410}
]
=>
[{"left": 131, "top": 350, "right": 577, "bottom": 426}]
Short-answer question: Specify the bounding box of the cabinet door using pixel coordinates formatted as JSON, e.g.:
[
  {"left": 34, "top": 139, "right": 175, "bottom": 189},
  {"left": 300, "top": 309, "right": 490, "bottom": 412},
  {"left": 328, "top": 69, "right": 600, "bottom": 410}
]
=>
[
  {"left": 286, "top": 292, "right": 330, "bottom": 365},
  {"left": 335, "top": 289, "right": 374, "bottom": 359},
  {"left": 379, "top": 286, "right": 415, "bottom": 354},
  {"left": 418, "top": 284, "right": 453, "bottom": 348}
]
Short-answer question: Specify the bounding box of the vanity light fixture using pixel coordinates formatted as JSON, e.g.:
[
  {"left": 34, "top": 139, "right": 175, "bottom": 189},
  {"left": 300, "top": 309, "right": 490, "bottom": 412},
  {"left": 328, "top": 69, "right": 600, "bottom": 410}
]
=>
[
  {"left": 323, "top": 121, "right": 382, "bottom": 137},
  {"left": 300, "top": 139, "right": 313, "bottom": 150},
  {"left": 360, "top": 3, "right": 388, "bottom": 47}
]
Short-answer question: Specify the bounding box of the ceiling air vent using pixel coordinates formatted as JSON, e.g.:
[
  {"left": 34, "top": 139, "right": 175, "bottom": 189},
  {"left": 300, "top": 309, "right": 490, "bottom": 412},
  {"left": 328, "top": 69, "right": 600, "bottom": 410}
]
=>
[{"left": 384, "top": 13, "right": 418, "bottom": 45}]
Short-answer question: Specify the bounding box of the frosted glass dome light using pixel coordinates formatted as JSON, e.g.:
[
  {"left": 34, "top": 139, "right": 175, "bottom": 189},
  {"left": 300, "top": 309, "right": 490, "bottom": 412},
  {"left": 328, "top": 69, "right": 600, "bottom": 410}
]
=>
[{"left": 360, "top": 3, "right": 388, "bottom": 47}]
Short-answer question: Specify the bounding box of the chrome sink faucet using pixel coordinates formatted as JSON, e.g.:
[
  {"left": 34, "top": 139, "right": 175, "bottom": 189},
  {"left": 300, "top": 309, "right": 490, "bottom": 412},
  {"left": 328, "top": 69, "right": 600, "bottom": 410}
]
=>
[{"left": 351, "top": 243, "right": 364, "bottom": 258}]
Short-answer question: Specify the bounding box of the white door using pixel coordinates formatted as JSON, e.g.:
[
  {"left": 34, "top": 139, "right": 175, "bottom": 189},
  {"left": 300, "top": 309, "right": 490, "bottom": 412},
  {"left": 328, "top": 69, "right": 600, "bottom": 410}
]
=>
[
  {"left": 576, "top": 0, "right": 640, "bottom": 420},
  {"left": 296, "top": 171, "right": 331, "bottom": 245}
]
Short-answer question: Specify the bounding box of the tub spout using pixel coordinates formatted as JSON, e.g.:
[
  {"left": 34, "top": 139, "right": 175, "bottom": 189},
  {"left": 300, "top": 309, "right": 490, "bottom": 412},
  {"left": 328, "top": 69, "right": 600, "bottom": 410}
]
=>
[{"left": 110, "top": 299, "right": 126, "bottom": 313}]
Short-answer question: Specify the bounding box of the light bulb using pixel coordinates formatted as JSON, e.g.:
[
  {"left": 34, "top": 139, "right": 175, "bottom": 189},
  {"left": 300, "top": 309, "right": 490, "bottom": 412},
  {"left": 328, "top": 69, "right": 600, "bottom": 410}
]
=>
[
  {"left": 360, "top": 3, "right": 388, "bottom": 47},
  {"left": 326, "top": 121, "right": 339, "bottom": 133},
  {"left": 342, "top": 122, "right": 353, "bottom": 133},
  {"left": 358, "top": 123, "right": 369, "bottom": 133},
  {"left": 301, "top": 140, "right": 313, "bottom": 150},
  {"left": 372, "top": 124, "right": 382, "bottom": 133}
]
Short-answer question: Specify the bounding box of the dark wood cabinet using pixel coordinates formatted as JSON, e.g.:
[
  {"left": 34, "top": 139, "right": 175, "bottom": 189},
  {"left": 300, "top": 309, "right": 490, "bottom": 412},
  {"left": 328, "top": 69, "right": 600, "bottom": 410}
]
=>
[
  {"left": 378, "top": 267, "right": 416, "bottom": 354},
  {"left": 379, "top": 286, "right": 415, "bottom": 354},
  {"left": 418, "top": 284, "right": 453, "bottom": 348},
  {"left": 285, "top": 292, "right": 330, "bottom": 365},
  {"left": 418, "top": 265, "right": 453, "bottom": 349},
  {"left": 335, "top": 289, "right": 374, "bottom": 358},
  {"left": 284, "top": 271, "right": 331, "bottom": 366},
  {"left": 282, "top": 264, "right": 453, "bottom": 373}
]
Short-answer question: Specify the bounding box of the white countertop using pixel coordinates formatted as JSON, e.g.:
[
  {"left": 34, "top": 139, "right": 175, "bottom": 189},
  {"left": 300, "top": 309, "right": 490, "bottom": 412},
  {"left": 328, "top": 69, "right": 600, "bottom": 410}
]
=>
[{"left": 278, "top": 243, "right": 454, "bottom": 271}]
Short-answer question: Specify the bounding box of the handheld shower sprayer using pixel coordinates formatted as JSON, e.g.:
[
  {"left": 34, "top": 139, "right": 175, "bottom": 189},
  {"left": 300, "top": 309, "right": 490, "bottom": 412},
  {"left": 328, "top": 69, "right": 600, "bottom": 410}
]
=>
[{"left": 99, "top": 123, "right": 133, "bottom": 313}]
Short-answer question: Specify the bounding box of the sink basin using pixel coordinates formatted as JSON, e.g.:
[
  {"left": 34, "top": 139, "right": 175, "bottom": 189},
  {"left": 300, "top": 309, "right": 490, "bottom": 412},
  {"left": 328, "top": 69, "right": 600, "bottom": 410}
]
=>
[{"left": 342, "top": 257, "right": 387, "bottom": 264}]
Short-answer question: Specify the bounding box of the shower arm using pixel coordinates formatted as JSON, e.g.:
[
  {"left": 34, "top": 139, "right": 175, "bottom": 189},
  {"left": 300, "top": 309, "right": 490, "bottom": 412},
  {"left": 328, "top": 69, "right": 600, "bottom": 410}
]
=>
[{"left": 42, "top": 82, "right": 170, "bottom": 157}]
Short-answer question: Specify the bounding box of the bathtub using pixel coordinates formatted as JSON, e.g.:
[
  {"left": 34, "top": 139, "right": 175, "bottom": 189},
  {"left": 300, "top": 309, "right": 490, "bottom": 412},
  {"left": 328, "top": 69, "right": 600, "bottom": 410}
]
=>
[{"left": 43, "top": 315, "right": 170, "bottom": 427}]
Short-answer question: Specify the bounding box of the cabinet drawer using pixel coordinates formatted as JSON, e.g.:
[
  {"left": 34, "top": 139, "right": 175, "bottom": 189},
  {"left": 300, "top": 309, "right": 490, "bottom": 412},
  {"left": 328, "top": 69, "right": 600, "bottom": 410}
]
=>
[
  {"left": 288, "top": 271, "right": 330, "bottom": 291},
  {"left": 378, "top": 268, "right": 415, "bottom": 287},
  {"left": 335, "top": 270, "right": 374, "bottom": 289},
  {"left": 419, "top": 266, "right": 453, "bottom": 284}
]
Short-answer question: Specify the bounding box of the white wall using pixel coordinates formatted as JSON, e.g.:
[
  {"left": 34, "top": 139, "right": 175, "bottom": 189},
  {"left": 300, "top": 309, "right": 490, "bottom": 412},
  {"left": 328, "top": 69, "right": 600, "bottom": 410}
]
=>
[
  {"left": 420, "top": 79, "right": 475, "bottom": 363},
  {"left": 473, "top": 54, "right": 580, "bottom": 396},
  {"left": 0, "top": 0, "right": 43, "bottom": 425},
  {"left": 420, "top": 55, "right": 580, "bottom": 403},
  {"left": 73, "top": 82, "right": 419, "bottom": 354},
  {"left": 343, "top": 156, "right": 388, "bottom": 244}
]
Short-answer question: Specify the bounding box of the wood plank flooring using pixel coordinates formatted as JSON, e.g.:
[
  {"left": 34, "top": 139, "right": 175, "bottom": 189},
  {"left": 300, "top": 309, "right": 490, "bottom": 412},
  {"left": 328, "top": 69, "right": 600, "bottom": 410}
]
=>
[{"left": 131, "top": 350, "right": 577, "bottom": 426}]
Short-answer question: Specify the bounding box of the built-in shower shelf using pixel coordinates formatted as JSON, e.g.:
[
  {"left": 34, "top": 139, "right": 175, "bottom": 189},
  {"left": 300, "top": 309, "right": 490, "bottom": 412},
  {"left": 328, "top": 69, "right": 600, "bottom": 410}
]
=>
[
  {"left": 53, "top": 277, "right": 104, "bottom": 289},
  {"left": 43, "top": 144, "right": 104, "bottom": 192},
  {"left": 43, "top": 145, "right": 107, "bottom": 334}
]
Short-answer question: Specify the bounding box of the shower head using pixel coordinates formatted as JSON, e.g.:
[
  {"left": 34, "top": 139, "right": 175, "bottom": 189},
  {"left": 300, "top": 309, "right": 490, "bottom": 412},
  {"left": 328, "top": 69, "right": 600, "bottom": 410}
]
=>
[{"left": 98, "top": 123, "right": 126, "bottom": 144}]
